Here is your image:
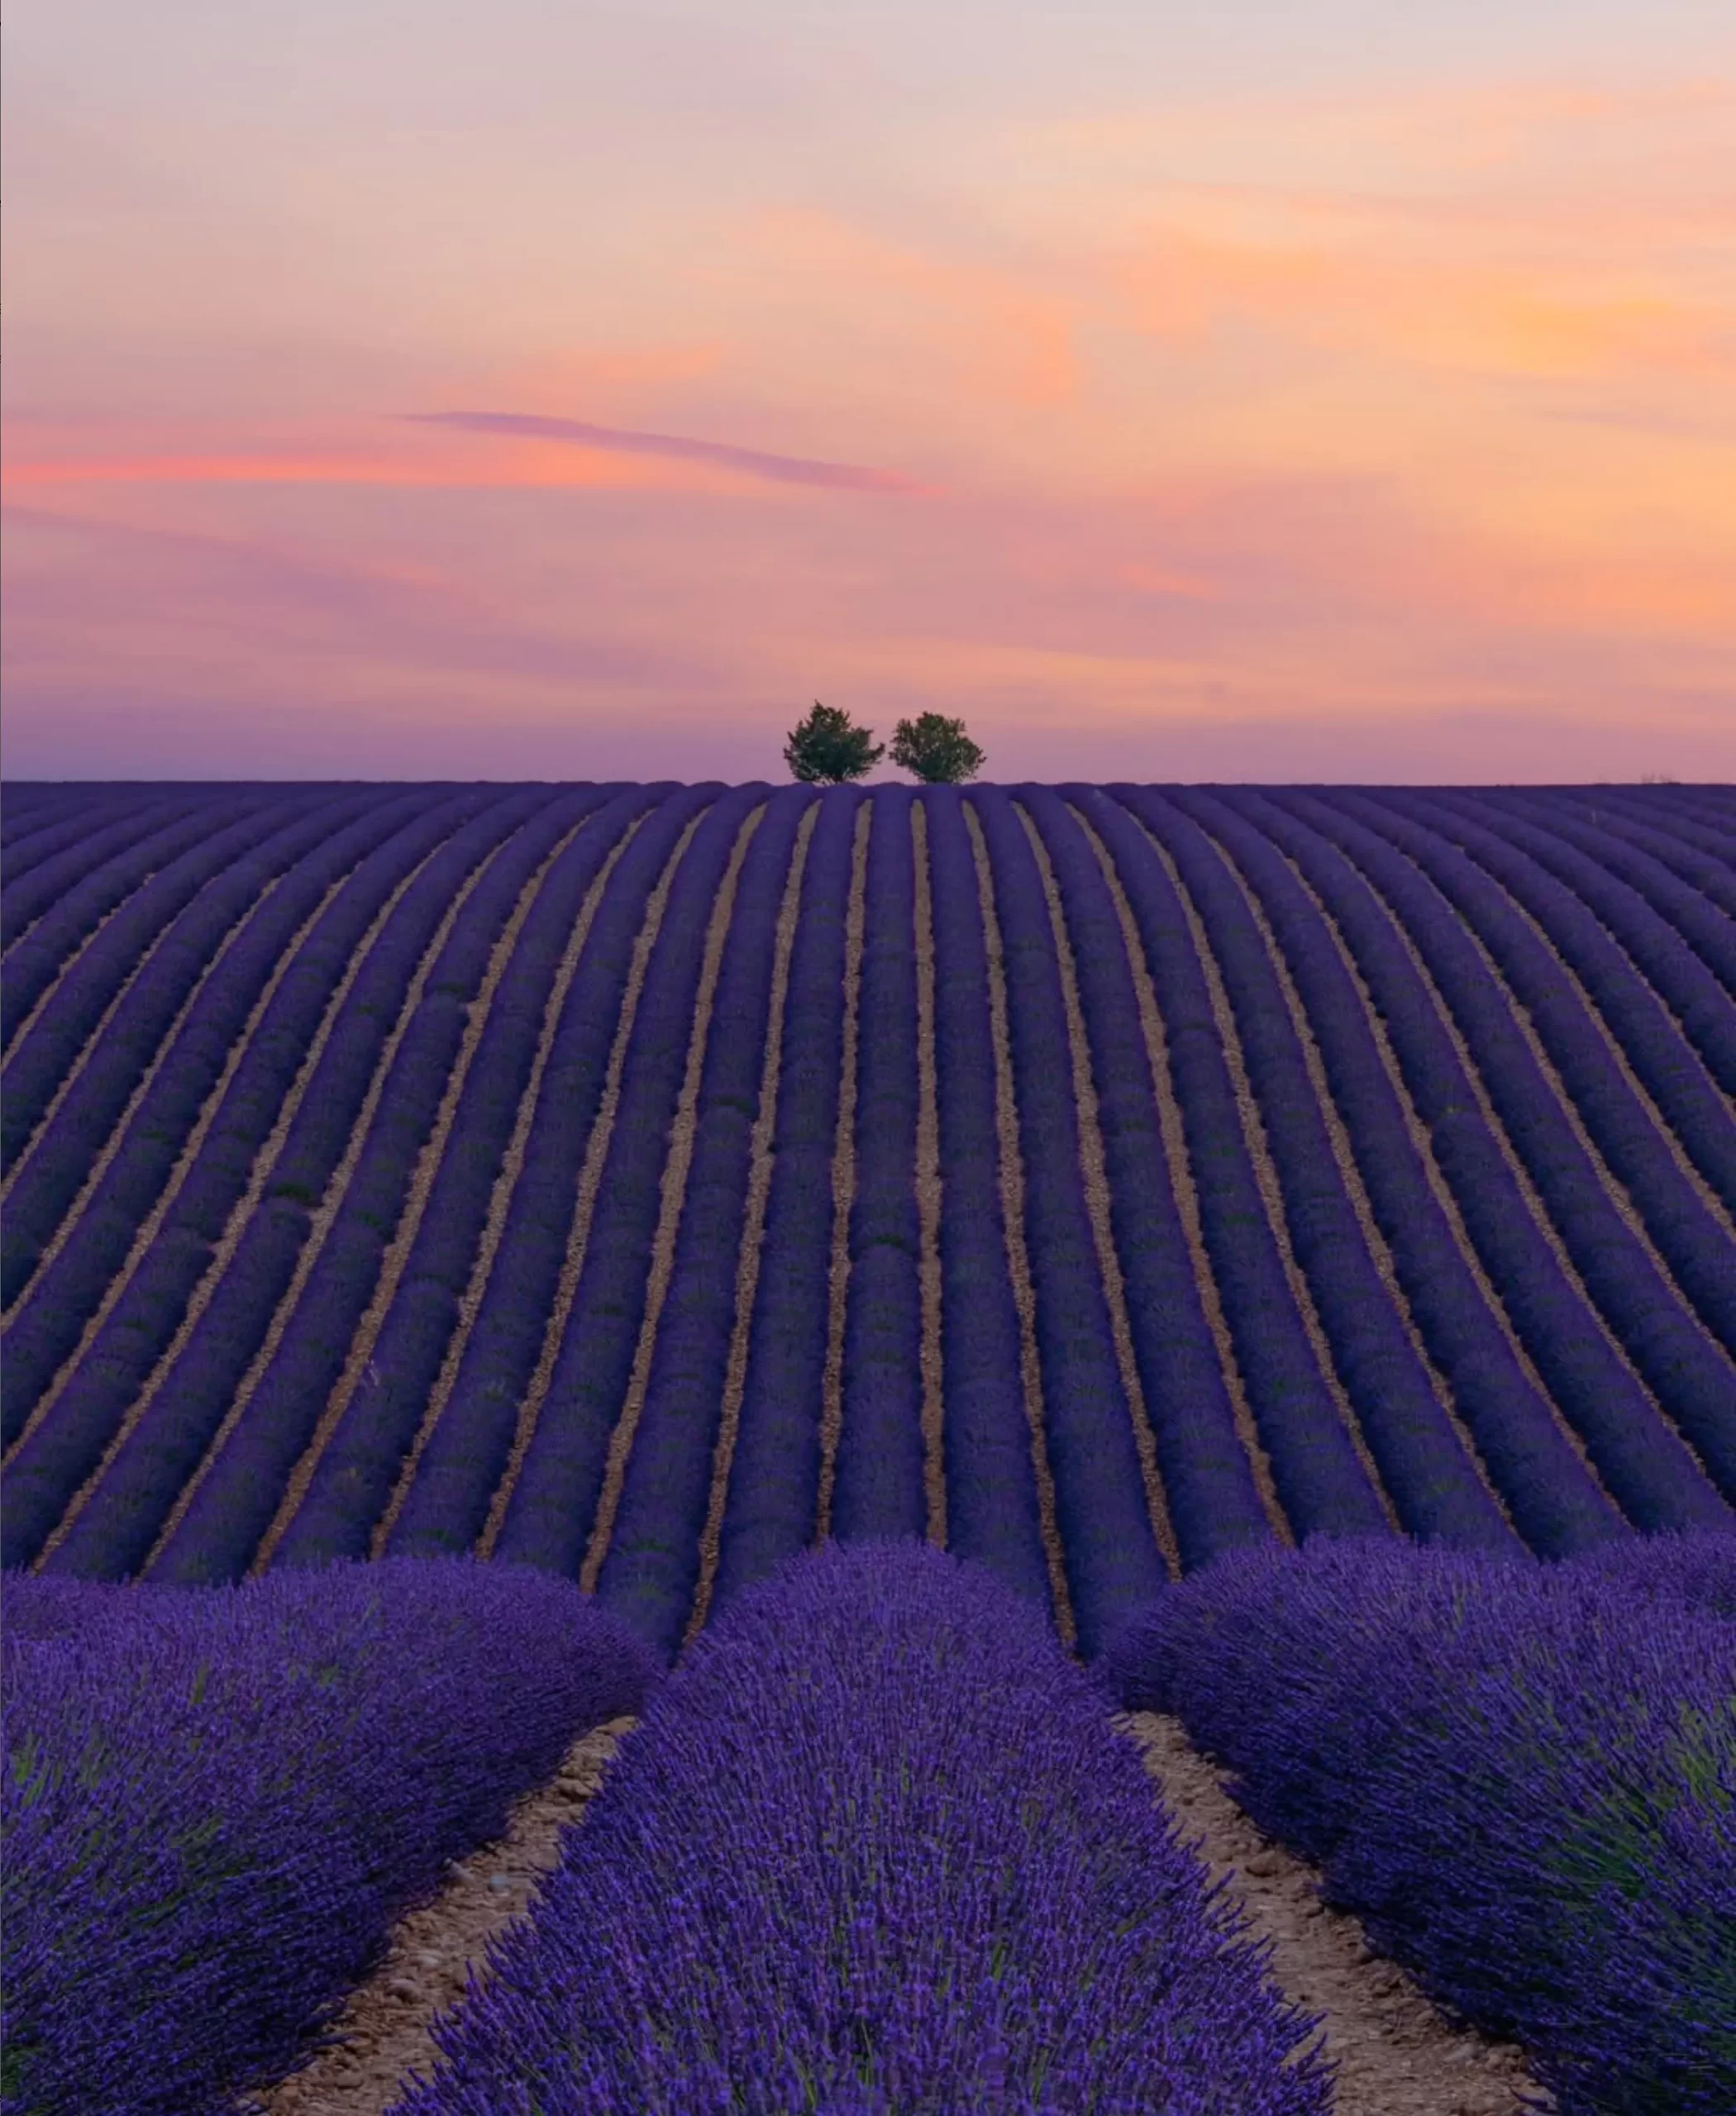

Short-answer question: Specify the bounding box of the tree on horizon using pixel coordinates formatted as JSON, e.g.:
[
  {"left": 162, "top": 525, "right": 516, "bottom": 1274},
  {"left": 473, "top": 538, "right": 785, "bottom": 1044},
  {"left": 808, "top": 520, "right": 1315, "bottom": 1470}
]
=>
[
  {"left": 783, "top": 702, "right": 885, "bottom": 784},
  {"left": 889, "top": 712, "right": 985, "bottom": 784}
]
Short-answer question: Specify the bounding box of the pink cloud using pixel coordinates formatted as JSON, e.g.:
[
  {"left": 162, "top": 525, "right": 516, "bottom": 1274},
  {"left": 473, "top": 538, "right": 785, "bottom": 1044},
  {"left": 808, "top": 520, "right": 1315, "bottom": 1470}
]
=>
[{"left": 394, "top": 412, "right": 937, "bottom": 494}]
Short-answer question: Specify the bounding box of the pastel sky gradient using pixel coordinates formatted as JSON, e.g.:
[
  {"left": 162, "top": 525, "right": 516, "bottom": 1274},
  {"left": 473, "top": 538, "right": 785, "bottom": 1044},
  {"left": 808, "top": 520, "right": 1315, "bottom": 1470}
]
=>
[{"left": 5, "top": 0, "right": 1734, "bottom": 782}]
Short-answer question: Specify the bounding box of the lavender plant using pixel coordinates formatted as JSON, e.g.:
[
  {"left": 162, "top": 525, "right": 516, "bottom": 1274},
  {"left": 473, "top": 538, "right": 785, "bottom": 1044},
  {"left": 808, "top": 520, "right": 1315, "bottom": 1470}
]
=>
[
  {"left": 391, "top": 1539, "right": 1332, "bottom": 2116},
  {"left": 1099, "top": 1531, "right": 1736, "bottom": 2114},
  {"left": 2, "top": 1556, "right": 653, "bottom": 2116}
]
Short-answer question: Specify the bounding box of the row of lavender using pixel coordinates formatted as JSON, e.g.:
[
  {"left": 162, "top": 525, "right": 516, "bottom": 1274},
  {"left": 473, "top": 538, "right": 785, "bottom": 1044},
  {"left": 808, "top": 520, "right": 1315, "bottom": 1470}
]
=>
[
  {"left": 3, "top": 782, "right": 1734, "bottom": 1659},
  {"left": 7, "top": 1532, "right": 1727, "bottom": 2114},
  {"left": 2, "top": 1556, "right": 652, "bottom": 2116},
  {"left": 1101, "top": 1530, "right": 1736, "bottom": 2115}
]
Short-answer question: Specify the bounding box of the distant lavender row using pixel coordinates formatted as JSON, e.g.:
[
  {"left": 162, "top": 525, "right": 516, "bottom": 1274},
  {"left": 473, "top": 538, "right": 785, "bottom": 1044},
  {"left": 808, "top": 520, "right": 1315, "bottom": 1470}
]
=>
[
  {"left": 0, "top": 789, "right": 512, "bottom": 1565},
  {"left": 1293, "top": 788, "right": 1736, "bottom": 1498},
  {"left": 1086, "top": 788, "right": 1391, "bottom": 1544},
  {"left": 392, "top": 1541, "right": 1331, "bottom": 2116},
  {"left": 1406, "top": 789, "right": 1736, "bottom": 1161},
  {"left": 1137, "top": 788, "right": 1515, "bottom": 1549},
  {"left": 594, "top": 787, "right": 814, "bottom": 1656},
  {"left": 1330, "top": 789, "right": 1736, "bottom": 1361},
  {"left": 2, "top": 1557, "right": 653, "bottom": 2116},
  {"left": 2, "top": 797, "right": 287, "bottom": 1049},
  {"left": 1175, "top": 787, "right": 1617, "bottom": 1556},
  {"left": 1227, "top": 787, "right": 1730, "bottom": 1533},
  {"left": 0, "top": 788, "right": 436, "bottom": 1318},
  {"left": 708, "top": 789, "right": 860, "bottom": 1606},
  {"left": 1, "top": 788, "right": 367, "bottom": 1173},
  {"left": 1100, "top": 1532, "right": 1736, "bottom": 2116},
  {"left": 494, "top": 787, "right": 765, "bottom": 1575},
  {"left": 156, "top": 784, "right": 646, "bottom": 1583},
  {"left": 43, "top": 787, "right": 598, "bottom": 1583},
  {"left": 381, "top": 784, "right": 713, "bottom": 1564},
  {"left": 971, "top": 789, "right": 1170, "bottom": 1654}
]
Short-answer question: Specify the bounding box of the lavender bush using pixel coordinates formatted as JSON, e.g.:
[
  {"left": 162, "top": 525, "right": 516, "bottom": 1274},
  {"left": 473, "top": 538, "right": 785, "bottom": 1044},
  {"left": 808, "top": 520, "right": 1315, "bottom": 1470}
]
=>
[
  {"left": 390, "top": 1539, "right": 1332, "bottom": 2116},
  {"left": 1099, "top": 1531, "right": 1736, "bottom": 2114},
  {"left": 2, "top": 1556, "right": 653, "bottom": 2116}
]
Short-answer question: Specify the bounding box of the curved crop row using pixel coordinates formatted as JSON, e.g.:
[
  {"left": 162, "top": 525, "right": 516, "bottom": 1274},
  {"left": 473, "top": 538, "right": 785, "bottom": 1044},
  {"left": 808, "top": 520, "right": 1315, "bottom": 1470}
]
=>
[
  {"left": 921, "top": 788, "right": 1061, "bottom": 1613},
  {"left": 2, "top": 1558, "right": 651, "bottom": 2116},
  {"left": 490, "top": 790, "right": 765, "bottom": 1575},
  {"left": 148, "top": 787, "right": 648, "bottom": 1584},
  {"left": 1080, "top": 789, "right": 1389, "bottom": 1544},
  {"left": 832, "top": 787, "right": 929, "bottom": 1544},
  {"left": 709, "top": 790, "right": 864, "bottom": 1608},
  {"left": 2, "top": 794, "right": 205, "bottom": 965},
  {"left": 1, "top": 789, "right": 374, "bottom": 1179},
  {"left": 968, "top": 789, "right": 1172, "bottom": 1655},
  {"left": 38, "top": 789, "right": 603, "bottom": 1582},
  {"left": 392, "top": 1541, "right": 1329, "bottom": 2116},
  {"left": 1333, "top": 790, "right": 1736, "bottom": 1361},
  {"left": 1238, "top": 789, "right": 1730, "bottom": 1531},
  {"left": 377, "top": 788, "right": 714, "bottom": 1565},
  {"left": 1287, "top": 789, "right": 1736, "bottom": 1502},
  {"left": 1180, "top": 789, "right": 1619, "bottom": 1556},
  {"left": 0, "top": 789, "right": 460, "bottom": 1437},
  {"left": 0, "top": 789, "right": 438, "bottom": 1318},
  {"left": 1138, "top": 789, "right": 1513, "bottom": 1550},
  {"left": 1101, "top": 1533, "right": 1736, "bottom": 2116},
  {"left": 0, "top": 789, "right": 503, "bottom": 1561},
  {"left": 593, "top": 788, "right": 816, "bottom": 1656}
]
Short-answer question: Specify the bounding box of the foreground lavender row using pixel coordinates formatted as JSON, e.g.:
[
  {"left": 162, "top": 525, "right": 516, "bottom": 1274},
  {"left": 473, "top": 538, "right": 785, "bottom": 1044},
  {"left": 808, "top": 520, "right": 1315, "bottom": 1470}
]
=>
[
  {"left": 2, "top": 781, "right": 1734, "bottom": 1651},
  {"left": 2, "top": 1558, "right": 652, "bottom": 2116},
  {"left": 390, "top": 1540, "right": 1330, "bottom": 2115},
  {"left": 1101, "top": 1532, "right": 1736, "bottom": 2115}
]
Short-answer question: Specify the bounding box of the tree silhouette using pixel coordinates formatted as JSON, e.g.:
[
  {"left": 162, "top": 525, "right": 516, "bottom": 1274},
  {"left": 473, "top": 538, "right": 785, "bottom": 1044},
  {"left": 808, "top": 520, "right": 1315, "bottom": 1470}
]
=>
[
  {"left": 889, "top": 712, "right": 985, "bottom": 784},
  {"left": 783, "top": 702, "right": 885, "bottom": 784}
]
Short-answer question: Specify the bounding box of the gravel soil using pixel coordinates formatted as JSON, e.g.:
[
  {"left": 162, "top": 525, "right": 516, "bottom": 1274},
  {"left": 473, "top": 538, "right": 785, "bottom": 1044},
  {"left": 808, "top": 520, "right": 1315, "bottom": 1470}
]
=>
[{"left": 1118, "top": 1710, "right": 1550, "bottom": 2116}]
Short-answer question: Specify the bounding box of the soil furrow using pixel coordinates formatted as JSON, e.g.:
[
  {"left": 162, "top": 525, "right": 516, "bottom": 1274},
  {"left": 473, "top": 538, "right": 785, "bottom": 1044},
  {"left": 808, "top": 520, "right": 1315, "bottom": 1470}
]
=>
[
  {"left": 578, "top": 805, "right": 766, "bottom": 1595},
  {"left": 684, "top": 802, "right": 820, "bottom": 1644},
  {"left": 152, "top": 821, "right": 579, "bottom": 1576},
  {"left": 1206, "top": 830, "right": 1518, "bottom": 1537},
  {"left": 0, "top": 879, "right": 285, "bottom": 1311},
  {"left": 1, "top": 880, "right": 150, "bottom": 1049},
  {"left": 0, "top": 875, "right": 341, "bottom": 1470},
  {"left": 34, "top": 846, "right": 455, "bottom": 1570},
  {"left": 963, "top": 803, "right": 1077, "bottom": 1647},
  {"left": 370, "top": 816, "right": 648, "bottom": 1560},
  {"left": 1336, "top": 841, "right": 1728, "bottom": 1493},
  {"left": 910, "top": 802, "right": 948, "bottom": 1550},
  {"left": 1118, "top": 1713, "right": 1548, "bottom": 2116},
  {"left": 1381, "top": 839, "right": 1736, "bottom": 1373},
  {"left": 0, "top": 884, "right": 158, "bottom": 1131},
  {"left": 251, "top": 1718, "right": 638, "bottom": 2116},
  {"left": 814, "top": 800, "right": 871, "bottom": 1544},
  {"left": 1453, "top": 845, "right": 1736, "bottom": 1248},
  {"left": 249, "top": 820, "right": 608, "bottom": 1575},
  {"left": 1016, "top": 802, "right": 1180, "bottom": 1580},
  {"left": 1276, "top": 847, "right": 1617, "bottom": 1506},
  {"left": 1069, "top": 805, "right": 1291, "bottom": 1544},
  {"left": 1129, "top": 817, "right": 1404, "bottom": 1534},
  {"left": 475, "top": 808, "right": 713, "bottom": 1560}
]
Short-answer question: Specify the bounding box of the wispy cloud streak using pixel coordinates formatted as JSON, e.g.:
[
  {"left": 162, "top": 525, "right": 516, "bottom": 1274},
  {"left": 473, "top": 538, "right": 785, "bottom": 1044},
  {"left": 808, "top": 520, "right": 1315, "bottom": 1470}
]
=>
[{"left": 395, "top": 411, "right": 936, "bottom": 493}]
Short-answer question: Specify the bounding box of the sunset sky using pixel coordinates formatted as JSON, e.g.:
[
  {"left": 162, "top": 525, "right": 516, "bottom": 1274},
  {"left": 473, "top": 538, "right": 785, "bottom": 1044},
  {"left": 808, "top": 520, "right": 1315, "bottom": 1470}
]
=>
[{"left": 5, "top": 0, "right": 1734, "bottom": 782}]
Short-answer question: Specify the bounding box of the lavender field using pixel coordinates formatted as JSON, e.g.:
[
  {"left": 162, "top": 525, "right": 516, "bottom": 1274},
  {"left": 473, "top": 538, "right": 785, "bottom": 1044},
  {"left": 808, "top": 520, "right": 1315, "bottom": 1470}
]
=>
[{"left": 3, "top": 778, "right": 1734, "bottom": 2114}]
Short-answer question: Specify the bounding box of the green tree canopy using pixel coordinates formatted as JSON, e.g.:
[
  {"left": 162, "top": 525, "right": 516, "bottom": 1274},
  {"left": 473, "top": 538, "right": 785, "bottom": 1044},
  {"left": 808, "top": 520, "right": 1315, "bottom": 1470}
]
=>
[
  {"left": 783, "top": 702, "right": 885, "bottom": 784},
  {"left": 889, "top": 712, "right": 985, "bottom": 784}
]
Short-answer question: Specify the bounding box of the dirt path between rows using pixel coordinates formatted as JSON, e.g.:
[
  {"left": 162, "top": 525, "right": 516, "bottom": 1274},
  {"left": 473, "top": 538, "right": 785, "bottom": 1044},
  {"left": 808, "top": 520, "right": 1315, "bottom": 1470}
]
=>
[
  {"left": 253, "top": 1707, "right": 1550, "bottom": 2114},
  {"left": 1118, "top": 1711, "right": 1550, "bottom": 2116},
  {"left": 253, "top": 1717, "right": 637, "bottom": 2116}
]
